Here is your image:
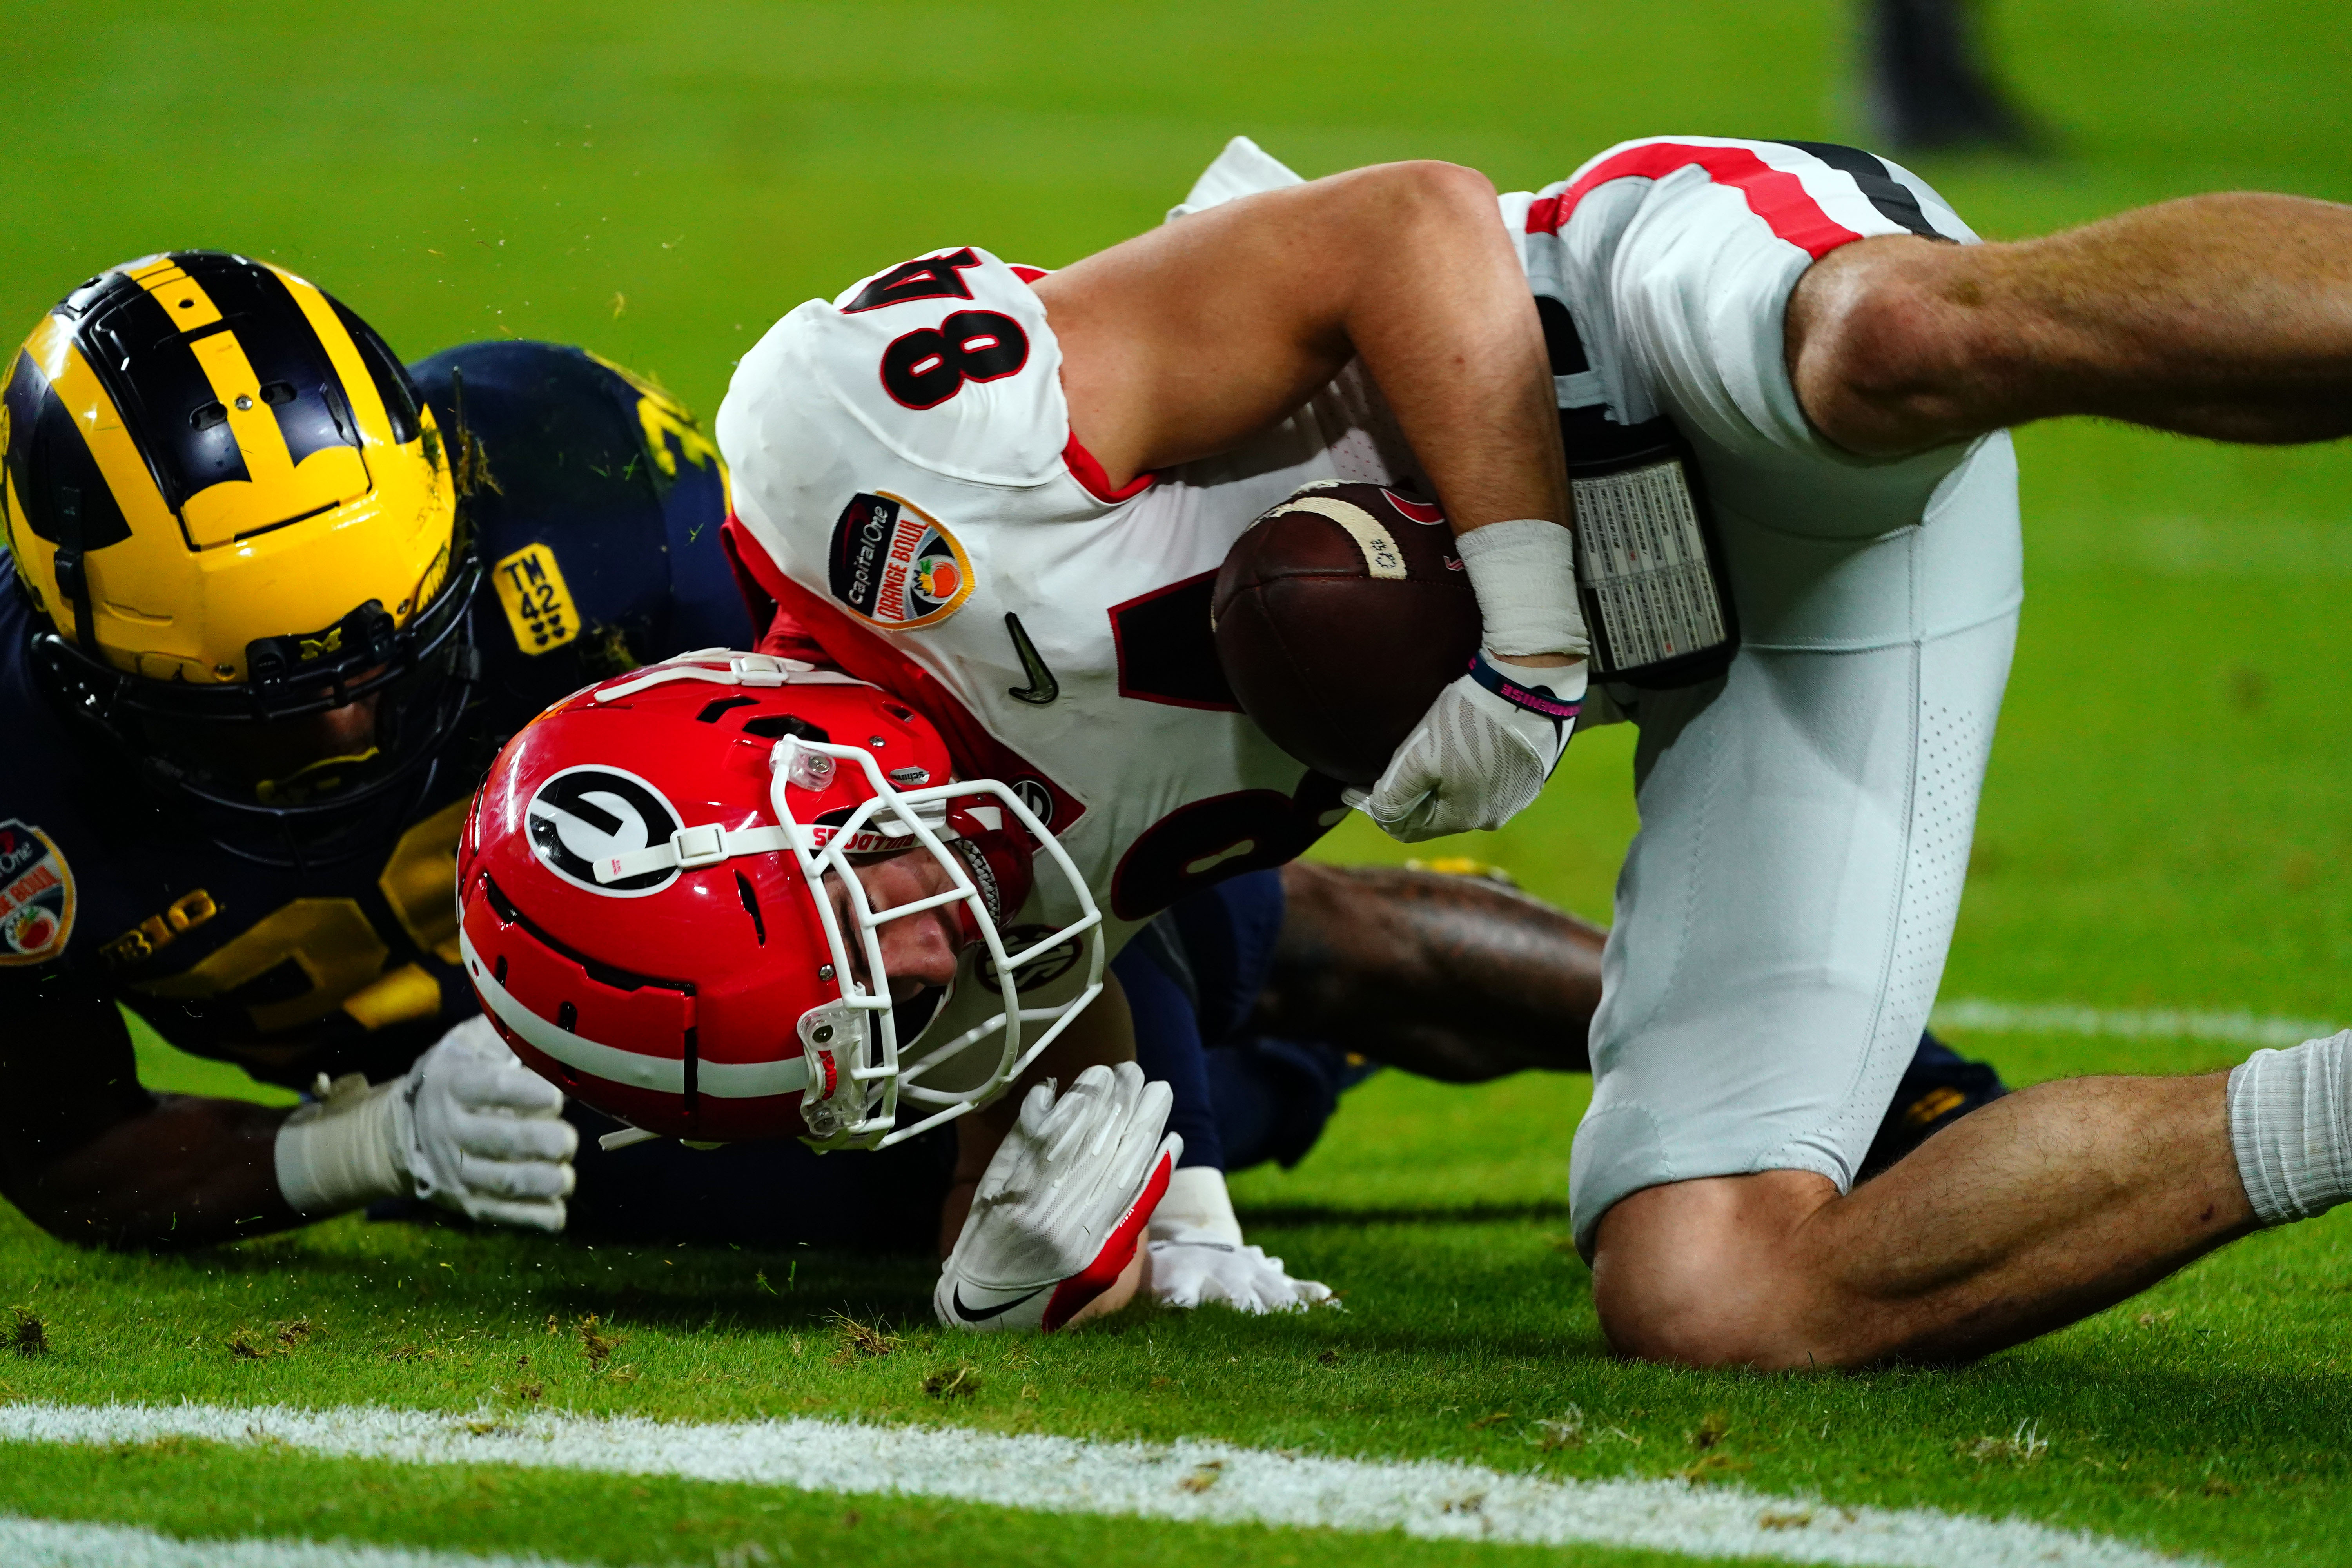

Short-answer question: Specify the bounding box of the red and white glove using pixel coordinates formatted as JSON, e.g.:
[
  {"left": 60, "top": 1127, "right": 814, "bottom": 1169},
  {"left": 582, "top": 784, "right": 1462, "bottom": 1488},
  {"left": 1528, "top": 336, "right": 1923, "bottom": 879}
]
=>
[
  {"left": 1348, "top": 519, "right": 1588, "bottom": 842},
  {"left": 935, "top": 1062, "right": 1180, "bottom": 1333}
]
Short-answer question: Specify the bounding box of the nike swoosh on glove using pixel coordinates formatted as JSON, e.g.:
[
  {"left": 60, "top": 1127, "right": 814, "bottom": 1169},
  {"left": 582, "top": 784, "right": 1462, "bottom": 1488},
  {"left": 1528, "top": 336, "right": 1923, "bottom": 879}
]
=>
[
  {"left": 935, "top": 1061, "right": 1180, "bottom": 1332},
  {"left": 1346, "top": 653, "right": 1584, "bottom": 842},
  {"left": 1146, "top": 1226, "right": 1337, "bottom": 1314},
  {"left": 401, "top": 1015, "right": 579, "bottom": 1232}
]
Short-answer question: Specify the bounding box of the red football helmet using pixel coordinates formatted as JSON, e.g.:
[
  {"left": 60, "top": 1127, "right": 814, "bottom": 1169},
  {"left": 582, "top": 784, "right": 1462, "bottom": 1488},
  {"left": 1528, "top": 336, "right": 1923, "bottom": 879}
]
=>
[{"left": 456, "top": 649, "right": 1104, "bottom": 1149}]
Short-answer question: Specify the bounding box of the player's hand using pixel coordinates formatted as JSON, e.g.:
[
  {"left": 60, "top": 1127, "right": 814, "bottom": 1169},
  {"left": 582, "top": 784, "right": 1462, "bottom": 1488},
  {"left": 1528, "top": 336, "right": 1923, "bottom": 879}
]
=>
[
  {"left": 935, "top": 1062, "right": 1180, "bottom": 1332},
  {"left": 397, "top": 1016, "right": 579, "bottom": 1232},
  {"left": 1146, "top": 1227, "right": 1337, "bottom": 1314},
  {"left": 1347, "top": 653, "right": 1584, "bottom": 842}
]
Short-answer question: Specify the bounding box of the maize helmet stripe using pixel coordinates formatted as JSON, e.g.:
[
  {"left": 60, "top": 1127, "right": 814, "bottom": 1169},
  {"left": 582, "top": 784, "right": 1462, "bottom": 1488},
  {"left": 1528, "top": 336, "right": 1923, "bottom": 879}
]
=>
[
  {"left": 187, "top": 257, "right": 393, "bottom": 461},
  {"left": 325, "top": 294, "right": 425, "bottom": 447},
  {"left": 270, "top": 266, "right": 402, "bottom": 452},
  {"left": 65, "top": 282, "right": 258, "bottom": 514},
  {"left": 11, "top": 325, "right": 172, "bottom": 548},
  {"left": 126, "top": 257, "right": 226, "bottom": 332}
]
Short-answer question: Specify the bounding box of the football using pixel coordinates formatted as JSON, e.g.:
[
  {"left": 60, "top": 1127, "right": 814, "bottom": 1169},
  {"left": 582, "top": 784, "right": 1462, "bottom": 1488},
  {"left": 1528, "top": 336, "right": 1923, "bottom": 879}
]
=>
[{"left": 1211, "top": 482, "right": 1478, "bottom": 786}]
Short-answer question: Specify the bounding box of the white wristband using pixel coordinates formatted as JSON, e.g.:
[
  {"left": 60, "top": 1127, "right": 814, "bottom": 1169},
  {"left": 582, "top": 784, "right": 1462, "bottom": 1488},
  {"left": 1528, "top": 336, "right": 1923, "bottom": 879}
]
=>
[
  {"left": 272, "top": 1073, "right": 412, "bottom": 1216},
  {"left": 1148, "top": 1164, "right": 1243, "bottom": 1245},
  {"left": 1455, "top": 519, "right": 1589, "bottom": 660}
]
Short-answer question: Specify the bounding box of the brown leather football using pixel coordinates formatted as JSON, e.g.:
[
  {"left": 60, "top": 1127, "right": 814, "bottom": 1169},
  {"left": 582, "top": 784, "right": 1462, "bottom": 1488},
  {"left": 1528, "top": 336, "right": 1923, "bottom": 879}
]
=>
[{"left": 1212, "top": 482, "right": 1478, "bottom": 786}]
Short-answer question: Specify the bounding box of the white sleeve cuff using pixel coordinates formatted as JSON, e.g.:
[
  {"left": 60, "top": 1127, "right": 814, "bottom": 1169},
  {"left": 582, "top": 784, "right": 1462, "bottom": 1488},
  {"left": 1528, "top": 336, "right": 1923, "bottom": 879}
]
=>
[
  {"left": 1149, "top": 1163, "right": 1244, "bottom": 1245},
  {"left": 273, "top": 1074, "right": 411, "bottom": 1217}
]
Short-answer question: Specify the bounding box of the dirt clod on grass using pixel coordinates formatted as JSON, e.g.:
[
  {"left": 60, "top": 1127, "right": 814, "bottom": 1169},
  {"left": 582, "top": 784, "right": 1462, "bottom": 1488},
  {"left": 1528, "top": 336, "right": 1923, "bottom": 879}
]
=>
[
  {"left": 1960, "top": 1419, "right": 2049, "bottom": 1466},
  {"left": 1691, "top": 1411, "right": 1731, "bottom": 1450},
  {"left": 227, "top": 1329, "right": 267, "bottom": 1361},
  {"left": 829, "top": 1312, "right": 899, "bottom": 1361},
  {"left": 578, "top": 1315, "right": 626, "bottom": 1372},
  {"left": 9, "top": 1307, "right": 47, "bottom": 1357},
  {"left": 1178, "top": 1460, "right": 1225, "bottom": 1494},
  {"left": 1531, "top": 1407, "right": 1586, "bottom": 1450},
  {"left": 923, "top": 1362, "right": 980, "bottom": 1399},
  {"left": 1675, "top": 1452, "right": 1749, "bottom": 1485}
]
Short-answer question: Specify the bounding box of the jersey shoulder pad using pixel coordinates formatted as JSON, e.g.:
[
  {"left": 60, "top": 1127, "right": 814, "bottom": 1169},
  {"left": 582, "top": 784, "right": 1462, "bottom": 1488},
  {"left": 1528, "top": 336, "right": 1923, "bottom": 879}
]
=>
[{"left": 740, "top": 247, "right": 1068, "bottom": 491}]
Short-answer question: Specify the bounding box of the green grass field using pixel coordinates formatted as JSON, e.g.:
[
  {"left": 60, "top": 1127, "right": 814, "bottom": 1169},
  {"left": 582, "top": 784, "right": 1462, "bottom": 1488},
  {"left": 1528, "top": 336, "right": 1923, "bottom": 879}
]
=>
[{"left": 6, "top": 0, "right": 2352, "bottom": 1563}]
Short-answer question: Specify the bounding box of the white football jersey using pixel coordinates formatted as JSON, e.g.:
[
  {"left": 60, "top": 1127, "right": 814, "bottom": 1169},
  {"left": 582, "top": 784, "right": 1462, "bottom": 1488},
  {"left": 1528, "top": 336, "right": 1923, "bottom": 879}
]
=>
[
  {"left": 715, "top": 134, "right": 2022, "bottom": 1066},
  {"left": 716, "top": 241, "right": 1426, "bottom": 1064}
]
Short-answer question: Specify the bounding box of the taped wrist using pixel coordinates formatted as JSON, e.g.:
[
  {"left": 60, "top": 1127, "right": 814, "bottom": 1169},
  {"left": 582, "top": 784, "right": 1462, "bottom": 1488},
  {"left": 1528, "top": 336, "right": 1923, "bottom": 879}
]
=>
[
  {"left": 272, "top": 1073, "right": 412, "bottom": 1216},
  {"left": 1149, "top": 1163, "right": 1243, "bottom": 1245},
  {"left": 2227, "top": 1031, "right": 2352, "bottom": 1227},
  {"left": 1454, "top": 519, "right": 1589, "bottom": 660}
]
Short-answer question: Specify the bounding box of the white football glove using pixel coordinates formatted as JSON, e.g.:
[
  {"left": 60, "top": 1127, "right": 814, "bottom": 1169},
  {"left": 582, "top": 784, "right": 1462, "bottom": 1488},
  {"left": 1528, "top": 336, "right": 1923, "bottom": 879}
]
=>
[
  {"left": 1346, "top": 652, "right": 1584, "bottom": 841},
  {"left": 1142, "top": 1164, "right": 1334, "bottom": 1314},
  {"left": 935, "top": 1061, "right": 1180, "bottom": 1332},
  {"left": 1147, "top": 1228, "right": 1336, "bottom": 1313},
  {"left": 274, "top": 1015, "right": 579, "bottom": 1232}
]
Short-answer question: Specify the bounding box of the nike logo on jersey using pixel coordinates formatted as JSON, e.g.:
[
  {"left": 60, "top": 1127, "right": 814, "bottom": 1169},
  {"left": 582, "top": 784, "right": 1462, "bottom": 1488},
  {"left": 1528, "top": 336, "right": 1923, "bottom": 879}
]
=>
[
  {"left": 948, "top": 1281, "right": 1047, "bottom": 1322},
  {"left": 1003, "top": 613, "right": 1059, "bottom": 706}
]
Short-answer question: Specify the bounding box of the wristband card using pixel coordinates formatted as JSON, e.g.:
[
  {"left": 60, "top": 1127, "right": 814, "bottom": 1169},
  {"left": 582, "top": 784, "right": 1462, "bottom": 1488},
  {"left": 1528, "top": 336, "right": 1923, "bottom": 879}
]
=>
[{"left": 1571, "top": 460, "right": 1730, "bottom": 677}]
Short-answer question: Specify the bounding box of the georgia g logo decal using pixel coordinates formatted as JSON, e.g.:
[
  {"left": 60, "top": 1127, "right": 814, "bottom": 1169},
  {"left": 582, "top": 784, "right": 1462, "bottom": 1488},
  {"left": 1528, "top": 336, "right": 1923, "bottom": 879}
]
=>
[{"left": 526, "top": 766, "right": 684, "bottom": 897}]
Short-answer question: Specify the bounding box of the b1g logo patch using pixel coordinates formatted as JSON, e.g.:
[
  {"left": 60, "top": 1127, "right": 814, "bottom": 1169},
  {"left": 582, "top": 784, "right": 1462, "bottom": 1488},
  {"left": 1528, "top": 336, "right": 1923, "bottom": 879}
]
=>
[
  {"left": 0, "top": 819, "right": 75, "bottom": 965},
  {"left": 526, "top": 766, "right": 683, "bottom": 897},
  {"left": 828, "top": 492, "right": 974, "bottom": 631}
]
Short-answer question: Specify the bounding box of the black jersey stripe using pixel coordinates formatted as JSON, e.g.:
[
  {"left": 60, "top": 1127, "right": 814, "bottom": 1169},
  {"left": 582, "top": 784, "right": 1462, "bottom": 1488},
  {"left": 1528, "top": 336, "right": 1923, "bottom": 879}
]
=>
[{"left": 1771, "top": 141, "right": 1953, "bottom": 241}]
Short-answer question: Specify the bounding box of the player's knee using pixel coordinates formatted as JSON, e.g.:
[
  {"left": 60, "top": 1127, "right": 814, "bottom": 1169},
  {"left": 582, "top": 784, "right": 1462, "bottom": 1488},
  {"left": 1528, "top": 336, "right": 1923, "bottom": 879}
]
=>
[{"left": 1587, "top": 1174, "right": 1845, "bottom": 1370}]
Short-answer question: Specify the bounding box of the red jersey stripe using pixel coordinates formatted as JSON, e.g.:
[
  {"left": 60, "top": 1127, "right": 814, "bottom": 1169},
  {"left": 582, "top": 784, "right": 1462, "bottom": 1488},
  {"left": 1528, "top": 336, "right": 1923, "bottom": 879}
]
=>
[
  {"left": 1526, "top": 142, "right": 1865, "bottom": 260},
  {"left": 1063, "top": 433, "right": 1156, "bottom": 503}
]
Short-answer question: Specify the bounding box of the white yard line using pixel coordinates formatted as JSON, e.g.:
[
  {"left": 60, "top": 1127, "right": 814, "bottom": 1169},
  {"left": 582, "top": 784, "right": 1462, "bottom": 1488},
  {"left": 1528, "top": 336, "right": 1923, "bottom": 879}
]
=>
[
  {"left": 0, "top": 1512, "right": 585, "bottom": 1568},
  {"left": 1933, "top": 997, "right": 2339, "bottom": 1049},
  {"left": 0, "top": 1402, "right": 2200, "bottom": 1568}
]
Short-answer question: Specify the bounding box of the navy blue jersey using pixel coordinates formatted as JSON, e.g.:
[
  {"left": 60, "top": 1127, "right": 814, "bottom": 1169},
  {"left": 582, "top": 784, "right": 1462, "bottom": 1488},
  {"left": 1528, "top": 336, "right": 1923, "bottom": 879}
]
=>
[{"left": 0, "top": 342, "right": 752, "bottom": 1089}]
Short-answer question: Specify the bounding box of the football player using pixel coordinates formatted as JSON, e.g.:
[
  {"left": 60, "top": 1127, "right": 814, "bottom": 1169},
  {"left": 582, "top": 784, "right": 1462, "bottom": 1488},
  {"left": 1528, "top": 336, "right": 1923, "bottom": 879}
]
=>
[
  {"left": 0, "top": 252, "right": 752, "bottom": 1249},
  {"left": 666, "top": 134, "right": 2352, "bottom": 1364}
]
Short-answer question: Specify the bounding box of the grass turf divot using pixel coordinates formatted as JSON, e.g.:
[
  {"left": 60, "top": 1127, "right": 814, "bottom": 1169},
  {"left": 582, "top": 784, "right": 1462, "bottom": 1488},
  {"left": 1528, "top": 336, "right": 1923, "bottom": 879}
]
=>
[{"left": 0, "top": 1401, "right": 2201, "bottom": 1568}]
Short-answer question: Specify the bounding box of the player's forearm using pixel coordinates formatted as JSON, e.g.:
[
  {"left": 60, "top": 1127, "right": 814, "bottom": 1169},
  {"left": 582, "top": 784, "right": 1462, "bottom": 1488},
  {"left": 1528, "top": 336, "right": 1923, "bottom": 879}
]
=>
[
  {"left": 1040, "top": 162, "right": 1570, "bottom": 530},
  {"left": 1328, "top": 164, "right": 1573, "bottom": 536},
  {"left": 5, "top": 1095, "right": 299, "bottom": 1250},
  {"left": 1258, "top": 864, "right": 1601, "bottom": 1080},
  {"left": 1792, "top": 192, "right": 2352, "bottom": 455}
]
